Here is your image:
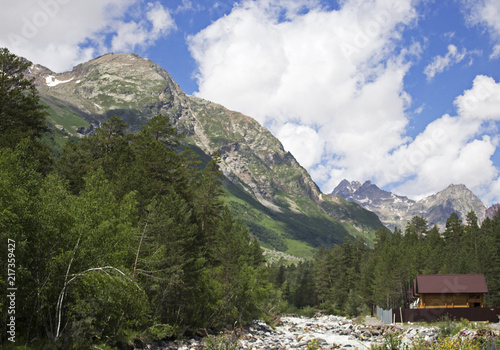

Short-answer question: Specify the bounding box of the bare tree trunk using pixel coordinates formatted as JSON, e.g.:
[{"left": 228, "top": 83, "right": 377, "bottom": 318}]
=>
[
  {"left": 55, "top": 234, "right": 81, "bottom": 341},
  {"left": 114, "top": 215, "right": 150, "bottom": 337}
]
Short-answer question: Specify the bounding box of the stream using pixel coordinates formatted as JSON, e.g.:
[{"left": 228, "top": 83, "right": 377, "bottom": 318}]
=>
[{"left": 138, "top": 314, "right": 500, "bottom": 350}]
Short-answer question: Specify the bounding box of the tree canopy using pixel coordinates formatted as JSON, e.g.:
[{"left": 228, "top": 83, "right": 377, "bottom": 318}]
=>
[
  {"left": 0, "top": 48, "right": 272, "bottom": 348},
  {"left": 268, "top": 212, "right": 500, "bottom": 316},
  {"left": 1, "top": 47, "right": 500, "bottom": 349},
  {"left": 0, "top": 48, "right": 48, "bottom": 147}
]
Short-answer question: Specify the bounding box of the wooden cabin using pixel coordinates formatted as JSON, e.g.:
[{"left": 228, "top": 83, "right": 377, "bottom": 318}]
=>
[{"left": 413, "top": 274, "right": 488, "bottom": 309}]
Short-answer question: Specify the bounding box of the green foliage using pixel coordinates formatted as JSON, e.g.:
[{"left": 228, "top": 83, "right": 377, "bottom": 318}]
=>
[
  {"left": 272, "top": 213, "right": 500, "bottom": 317},
  {"left": 371, "top": 333, "right": 407, "bottom": 350},
  {"left": 1, "top": 109, "right": 272, "bottom": 347},
  {"left": 436, "top": 317, "right": 463, "bottom": 338},
  {"left": 306, "top": 338, "right": 321, "bottom": 350},
  {"left": 203, "top": 333, "right": 238, "bottom": 350},
  {"left": 64, "top": 268, "right": 149, "bottom": 347},
  {"left": 297, "top": 306, "right": 317, "bottom": 318},
  {"left": 142, "top": 324, "right": 179, "bottom": 342},
  {"left": 0, "top": 48, "right": 49, "bottom": 148},
  {"left": 241, "top": 218, "right": 288, "bottom": 251}
]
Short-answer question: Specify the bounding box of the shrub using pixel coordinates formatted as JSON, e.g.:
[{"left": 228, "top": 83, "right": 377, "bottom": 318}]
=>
[{"left": 203, "top": 333, "right": 238, "bottom": 350}]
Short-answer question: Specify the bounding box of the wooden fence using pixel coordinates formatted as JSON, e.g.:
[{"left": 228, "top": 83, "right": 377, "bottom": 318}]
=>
[
  {"left": 393, "top": 307, "right": 499, "bottom": 323},
  {"left": 377, "top": 306, "right": 500, "bottom": 324}
]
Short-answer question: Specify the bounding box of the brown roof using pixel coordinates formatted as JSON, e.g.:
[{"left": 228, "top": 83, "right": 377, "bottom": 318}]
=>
[{"left": 414, "top": 274, "right": 488, "bottom": 294}]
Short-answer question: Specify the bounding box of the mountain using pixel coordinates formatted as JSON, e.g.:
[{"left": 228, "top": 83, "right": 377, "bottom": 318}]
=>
[
  {"left": 485, "top": 203, "right": 500, "bottom": 220},
  {"left": 28, "top": 53, "right": 384, "bottom": 257},
  {"left": 332, "top": 180, "right": 487, "bottom": 231}
]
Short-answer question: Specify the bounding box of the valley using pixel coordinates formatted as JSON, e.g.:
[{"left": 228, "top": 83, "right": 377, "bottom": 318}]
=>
[
  {"left": 30, "top": 52, "right": 384, "bottom": 258},
  {"left": 1, "top": 48, "right": 499, "bottom": 349},
  {"left": 34, "top": 52, "right": 499, "bottom": 255}
]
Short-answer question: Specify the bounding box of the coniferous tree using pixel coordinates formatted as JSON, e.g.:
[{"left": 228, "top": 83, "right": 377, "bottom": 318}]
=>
[{"left": 0, "top": 48, "right": 49, "bottom": 148}]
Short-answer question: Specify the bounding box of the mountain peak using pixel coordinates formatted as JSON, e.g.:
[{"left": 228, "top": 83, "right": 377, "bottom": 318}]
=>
[
  {"left": 331, "top": 181, "right": 486, "bottom": 230},
  {"left": 28, "top": 51, "right": 185, "bottom": 133},
  {"left": 486, "top": 203, "right": 500, "bottom": 219},
  {"left": 77, "top": 52, "right": 152, "bottom": 67},
  {"left": 331, "top": 179, "right": 362, "bottom": 197},
  {"left": 29, "top": 51, "right": 384, "bottom": 253},
  {"left": 446, "top": 183, "right": 468, "bottom": 190}
]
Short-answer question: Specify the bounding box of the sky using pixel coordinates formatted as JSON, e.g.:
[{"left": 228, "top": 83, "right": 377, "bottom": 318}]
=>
[{"left": 2, "top": 0, "right": 500, "bottom": 205}]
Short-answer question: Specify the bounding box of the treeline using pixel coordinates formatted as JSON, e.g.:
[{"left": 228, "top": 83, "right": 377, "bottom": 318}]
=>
[
  {"left": 269, "top": 213, "right": 500, "bottom": 316},
  {"left": 2, "top": 46, "right": 500, "bottom": 349},
  {"left": 0, "top": 49, "right": 273, "bottom": 348}
]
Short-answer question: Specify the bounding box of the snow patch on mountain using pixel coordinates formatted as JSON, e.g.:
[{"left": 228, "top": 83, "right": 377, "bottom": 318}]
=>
[{"left": 45, "top": 75, "right": 74, "bottom": 87}]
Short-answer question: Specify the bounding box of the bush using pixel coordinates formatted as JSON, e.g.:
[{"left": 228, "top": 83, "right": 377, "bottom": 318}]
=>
[
  {"left": 203, "top": 333, "right": 238, "bottom": 350},
  {"left": 297, "top": 306, "right": 317, "bottom": 318},
  {"left": 142, "top": 324, "right": 179, "bottom": 342},
  {"left": 307, "top": 339, "right": 321, "bottom": 350},
  {"left": 436, "top": 317, "right": 461, "bottom": 338}
]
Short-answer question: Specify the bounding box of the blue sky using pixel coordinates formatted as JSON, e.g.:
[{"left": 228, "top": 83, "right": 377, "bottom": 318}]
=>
[{"left": 2, "top": 0, "right": 500, "bottom": 204}]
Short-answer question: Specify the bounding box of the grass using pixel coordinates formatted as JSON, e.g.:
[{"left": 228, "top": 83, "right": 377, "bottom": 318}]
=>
[
  {"left": 283, "top": 239, "right": 315, "bottom": 259},
  {"left": 41, "top": 97, "right": 90, "bottom": 135}
]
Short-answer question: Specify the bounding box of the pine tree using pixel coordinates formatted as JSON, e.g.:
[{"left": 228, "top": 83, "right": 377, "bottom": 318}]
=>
[{"left": 0, "top": 48, "right": 49, "bottom": 148}]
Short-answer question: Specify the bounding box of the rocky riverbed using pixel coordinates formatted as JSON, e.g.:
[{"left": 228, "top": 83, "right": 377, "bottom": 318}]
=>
[{"left": 137, "top": 315, "right": 500, "bottom": 350}]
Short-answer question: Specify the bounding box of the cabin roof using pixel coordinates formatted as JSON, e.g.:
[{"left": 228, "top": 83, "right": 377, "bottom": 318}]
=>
[{"left": 414, "top": 274, "right": 488, "bottom": 294}]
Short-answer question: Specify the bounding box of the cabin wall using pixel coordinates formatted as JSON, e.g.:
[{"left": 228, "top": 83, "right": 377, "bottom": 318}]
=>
[{"left": 417, "top": 293, "right": 484, "bottom": 308}]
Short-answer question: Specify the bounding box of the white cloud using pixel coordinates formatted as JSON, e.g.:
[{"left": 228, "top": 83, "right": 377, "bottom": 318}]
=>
[
  {"left": 173, "top": 0, "right": 195, "bottom": 14},
  {"left": 189, "top": 0, "right": 418, "bottom": 188},
  {"left": 111, "top": 2, "right": 175, "bottom": 52},
  {"left": 275, "top": 123, "right": 324, "bottom": 169},
  {"left": 423, "top": 44, "right": 467, "bottom": 80},
  {"left": 454, "top": 75, "right": 500, "bottom": 120},
  {"left": 414, "top": 104, "right": 425, "bottom": 114},
  {"left": 0, "top": 0, "right": 175, "bottom": 72},
  {"left": 491, "top": 44, "right": 500, "bottom": 59},
  {"left": 189, "top": 0, "right": 500, "bottom": 204},
  {"left": 392, "top": 77, "right": 500, "bottom": 202},
  {"left": 463, "top": 0, "right": 500, "bottom": 60}
]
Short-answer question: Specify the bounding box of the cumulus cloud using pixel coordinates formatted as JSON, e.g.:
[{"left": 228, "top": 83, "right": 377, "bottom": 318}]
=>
[
  {"left": 111, "top": 2, "right": 176, "bottom": 52},
  {"left": 188, "top": 0, "right": 422, "bottom": 188},
  {"left": 0, "top": 0, "right": 175, "bottom": 72},
  {"left": 189, "top": 0, "right": 500, "bottom": 204},
  {"left": 423, "top": 44, "right": 468, "bottom": 80},
  {"left": 462, "top": 0, "right": 500, "bottom": 59},
  {"left": 391, "top": 76, "right": 500, "bottom": 202},
  {"left": 455, "top": 75, "right": 500, "bottom": 120},
  {"left": 275, "top": 123, "right": 324, "bottom": 169},
  {"left": 189, "top": 0, "right": 417, "bottom": 185}
]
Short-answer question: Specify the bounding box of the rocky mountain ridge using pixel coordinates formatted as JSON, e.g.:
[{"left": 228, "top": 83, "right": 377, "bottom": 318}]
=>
[
  {"left": 28, "top": 52, "right": 383, "bottom": 256},
  {"left": 332, "top": 180, "right": 488, "bottom": 230},
  {"left": 486, "top": 203, "right": 500, "bottom": 219}
]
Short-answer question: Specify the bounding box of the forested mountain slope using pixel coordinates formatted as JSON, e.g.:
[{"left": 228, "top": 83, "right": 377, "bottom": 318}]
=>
[
  {"left": 29, "top": 52, "right": 383, "bottom": 256},
  {"left": 2, "top": 47, "right": 499, "bottom": 350}
]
